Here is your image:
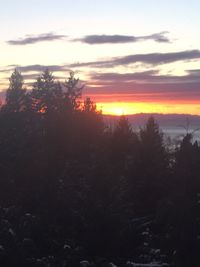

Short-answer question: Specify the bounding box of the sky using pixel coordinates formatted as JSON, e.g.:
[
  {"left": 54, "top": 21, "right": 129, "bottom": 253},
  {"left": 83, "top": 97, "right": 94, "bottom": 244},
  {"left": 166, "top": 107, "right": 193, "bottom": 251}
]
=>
[{"left": 1, "top": 0, "right": 200, "bottom": 115}]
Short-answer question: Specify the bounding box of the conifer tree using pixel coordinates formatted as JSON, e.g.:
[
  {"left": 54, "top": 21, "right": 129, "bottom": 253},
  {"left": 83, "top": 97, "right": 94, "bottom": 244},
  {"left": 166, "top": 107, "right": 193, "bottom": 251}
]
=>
[
  {"left": 31, "top": 69, "right": 63, "bottom": 113},
  {"left": 4, "top": 69, "right": 26, "bottom": 112}
]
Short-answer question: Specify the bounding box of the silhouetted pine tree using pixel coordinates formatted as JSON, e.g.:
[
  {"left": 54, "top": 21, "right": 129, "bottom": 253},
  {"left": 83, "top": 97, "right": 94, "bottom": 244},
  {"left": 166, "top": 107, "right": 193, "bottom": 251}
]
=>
[
  {"left": 137, "top": 117, "right": 169, "bottom": 214},
  {"left": 30, "top": 69, "right": 63, "bottom": 113},
  {"left": 3, "top": 69, "right": 27, "bottom": 112}
]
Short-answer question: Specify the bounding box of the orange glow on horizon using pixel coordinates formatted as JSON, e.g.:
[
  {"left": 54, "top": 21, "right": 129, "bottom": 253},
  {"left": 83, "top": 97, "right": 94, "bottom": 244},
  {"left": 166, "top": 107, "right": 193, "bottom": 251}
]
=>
[{"left": 96, "top": 102, "right": 200, "bottom": 116}]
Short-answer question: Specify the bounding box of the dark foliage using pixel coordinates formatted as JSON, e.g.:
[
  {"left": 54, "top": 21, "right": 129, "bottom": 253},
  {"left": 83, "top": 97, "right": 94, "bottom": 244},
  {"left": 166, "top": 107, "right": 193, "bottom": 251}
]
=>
[{"left": 0, "top": 69, "right": 199, "bottom": 266}]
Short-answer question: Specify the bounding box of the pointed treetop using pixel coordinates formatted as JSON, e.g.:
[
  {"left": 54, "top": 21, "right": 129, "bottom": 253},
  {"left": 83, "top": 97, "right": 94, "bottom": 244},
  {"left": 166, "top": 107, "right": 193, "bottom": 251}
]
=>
[{"left": 9, "top": 69, "right": 23, "bottom": 91}]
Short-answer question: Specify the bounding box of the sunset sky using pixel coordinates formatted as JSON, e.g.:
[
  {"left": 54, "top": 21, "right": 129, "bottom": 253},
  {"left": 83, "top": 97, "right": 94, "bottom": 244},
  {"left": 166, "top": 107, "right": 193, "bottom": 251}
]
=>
[{"left": 1, "top": 0, "right": 200, "bottom": 115}]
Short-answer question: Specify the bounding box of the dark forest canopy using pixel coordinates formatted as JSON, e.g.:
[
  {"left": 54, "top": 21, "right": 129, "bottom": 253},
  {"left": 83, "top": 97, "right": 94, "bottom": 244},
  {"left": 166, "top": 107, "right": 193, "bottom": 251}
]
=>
[{"left": 0, "top": 69, "right": 200, "bottom": 266}]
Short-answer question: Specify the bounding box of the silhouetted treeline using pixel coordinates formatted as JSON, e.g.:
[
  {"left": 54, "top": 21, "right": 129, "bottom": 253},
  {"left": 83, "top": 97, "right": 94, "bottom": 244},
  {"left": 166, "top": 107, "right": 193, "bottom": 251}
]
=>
[{"left": 0, "top": 69, "right": 200, "bottom": 266}]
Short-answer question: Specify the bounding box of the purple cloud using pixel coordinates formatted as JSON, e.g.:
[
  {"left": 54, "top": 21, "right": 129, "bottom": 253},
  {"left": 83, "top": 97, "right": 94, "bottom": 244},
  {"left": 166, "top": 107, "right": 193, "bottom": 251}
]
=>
[
  {"left": 7, "top": 33, "right": 67, "bottom": 45},
  {"left": 69, "top": 50, "right": 200, "bottom": 68},
  {"left": 73, "top": 31, "right": 170, "bottom": 44}
]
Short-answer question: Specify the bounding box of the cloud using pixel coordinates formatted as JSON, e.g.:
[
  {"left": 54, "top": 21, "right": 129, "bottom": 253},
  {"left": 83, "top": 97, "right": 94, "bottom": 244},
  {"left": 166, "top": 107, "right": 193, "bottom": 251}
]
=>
[
  {"left": 0, "top": 64, "right": 70, "bottom": 73},
  {"left": 73, "top": 31, "right": 170, "bottom": 44},
  {"left": 69, "top": 50, "right": 200, "bottom": 68},
  {"left": 7, "top": 31, "right": 170, "bottom": 46},
  {"left": 187, "top": 69, "right": 200, "bottom": 76},
  {"left": 82, "top": 70, "right": 200, "bottom": 103},
  {"left": 84, "top": 81, "right": 200, "bottom": 102},
  {"left": 144, "top": 32, "right": 170, "bottom": 43},
  {"left": 17, "top": 65, "right": 69, "bottom": 73},
  {"left": 7, "top": 33, "right": 67, "bottom": 45},
  {"left": 90, "top": 70, "right": 200, "bottom": 84}
]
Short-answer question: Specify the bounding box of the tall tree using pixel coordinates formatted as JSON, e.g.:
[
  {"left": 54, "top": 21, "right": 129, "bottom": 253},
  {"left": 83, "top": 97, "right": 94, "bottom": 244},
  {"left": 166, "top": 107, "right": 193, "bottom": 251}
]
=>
[
  {"left": 4, "top": 69, "right": 26, "bottom": 112},
  {"left": 138, "top": 117, "right": 169, "bottom": 213},
  {"left": 63, "top": 71, "right": 84, "bottom": 111},
  {"left": 30, "top": 69, "right": 63, "bottom": 113},
  {"left": 111, "top": 115, "right": 138, "bottom": 167}
]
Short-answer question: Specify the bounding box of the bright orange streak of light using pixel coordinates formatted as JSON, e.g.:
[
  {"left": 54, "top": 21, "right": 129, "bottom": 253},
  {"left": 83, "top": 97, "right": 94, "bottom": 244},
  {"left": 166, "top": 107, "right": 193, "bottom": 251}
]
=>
[{"left": 96, "top": 102, "right": 200, "bottom": 116}]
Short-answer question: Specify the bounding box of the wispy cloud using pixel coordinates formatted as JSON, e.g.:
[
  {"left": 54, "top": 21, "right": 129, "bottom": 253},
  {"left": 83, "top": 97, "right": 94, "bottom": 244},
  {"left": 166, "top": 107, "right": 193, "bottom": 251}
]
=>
[
  {"left": 187, "top": 69, "right": 200, "bottom": 76},
  {"left": 0, "top": 64, "right": 70, "bottom": 73},
  {"left": 90, "top": 70, "right": 200, "bottom": 84},
  {"left": 17, "top": 64, "right": 69, "bottom": 73},
  {"left": 83, "top": 69, "right": 200, "bottom": 102},
  {"left": 70, "top": 50, "right": 200, "bottom": 68},
  {"left": 73, "top": 31, "right": 170, "bottom": 44},
  {"left": 7, "top": 33, "right": 67, "bottom": 45},
  {"left": 7, "top": 31, "right": 170, "bottom": 46},
  {"left": 85, "top": 82, "right": 200, "bottom": 102}
]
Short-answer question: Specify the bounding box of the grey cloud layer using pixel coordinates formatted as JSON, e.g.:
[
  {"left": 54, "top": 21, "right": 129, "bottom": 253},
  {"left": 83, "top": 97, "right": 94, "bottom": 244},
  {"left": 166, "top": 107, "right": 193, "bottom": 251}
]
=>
[
  {"left": 7, "top": 31, "right": 169, "bottom": 45},
  {"left": 7, "top": 33, "right": 67, "bottom": 45},
  {"left": 90, "top": 70, "right": 200, "bottom": 85},
  {"left": 73, "top": 31, "right": 170, "bottom": 44},
  {"left": 70, "top": 50, "right": 200, "bottom": 68},
  {"left": 83, "top": 69, "right": 200, "bottom": 101},
  {"left": 17, "top": 65, "right": 69, "bottom": 73},
  {"left": 0, "top": 65, "right": 70, "bottom": 73},
  {"left": 85, "top": 82, "right": 200, "bottom": 102}
]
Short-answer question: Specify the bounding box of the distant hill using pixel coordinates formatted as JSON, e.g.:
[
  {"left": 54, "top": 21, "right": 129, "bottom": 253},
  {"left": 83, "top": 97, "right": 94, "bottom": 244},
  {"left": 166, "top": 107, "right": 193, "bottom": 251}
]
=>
[{"left": 103, "top": 113, "right": 200, "bottom": 128}]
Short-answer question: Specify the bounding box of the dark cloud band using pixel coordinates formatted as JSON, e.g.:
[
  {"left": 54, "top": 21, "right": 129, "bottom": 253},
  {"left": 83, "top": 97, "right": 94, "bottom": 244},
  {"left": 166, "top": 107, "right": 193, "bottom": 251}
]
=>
[
  {"left": 7, "top": 33, "right": 67, "bottom": 45},
  {"left": 82, "top": 69, "right": 200, "bottom": 102},
  {"left": 73, "top": 31, "right": 170, "bottom": 44},
  {"left": 0, "top": 64, "right": 70, "bottom": 73},
  {"left": 90, "top": 70, "right": 200, "bottom": 84},
  {"left": 7, "top": 31, "right": 169, "bottom": 46},
  {"left": 70, "top": 50, "right": 200, "bottom": 68}
]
